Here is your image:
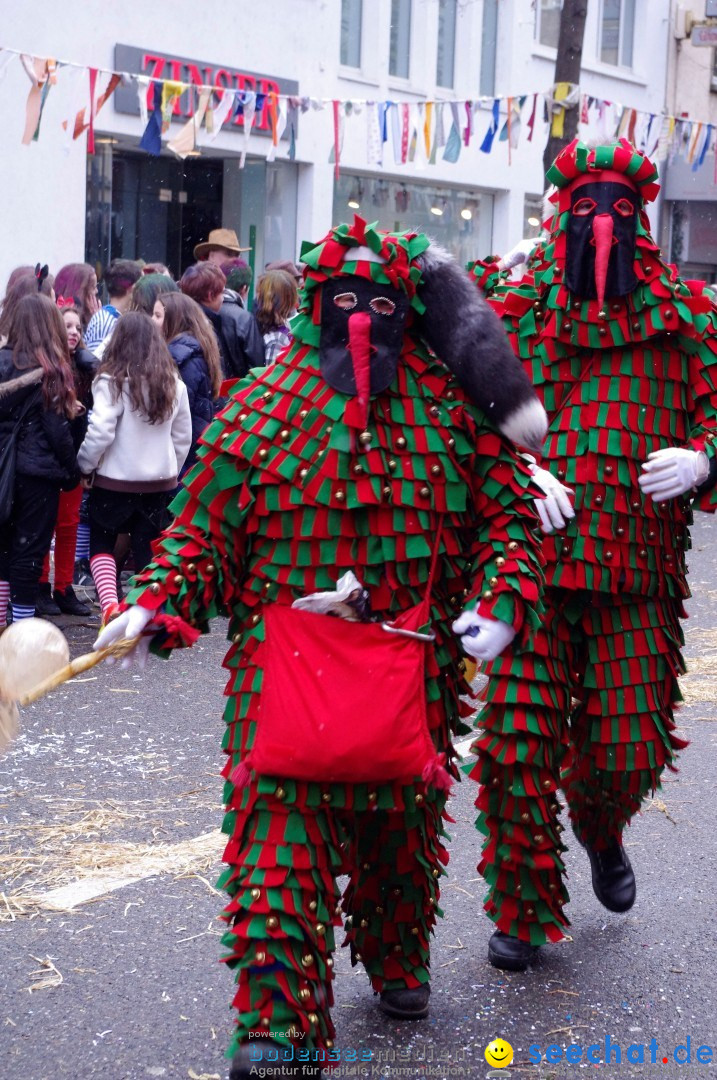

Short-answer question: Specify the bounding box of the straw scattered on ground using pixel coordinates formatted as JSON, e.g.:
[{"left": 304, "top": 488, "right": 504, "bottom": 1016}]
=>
[{"left": 0, "top": 795, "right": 223, "bottom": 920}]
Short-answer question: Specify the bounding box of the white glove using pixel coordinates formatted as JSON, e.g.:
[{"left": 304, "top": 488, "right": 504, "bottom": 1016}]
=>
[
  {"left": 452, "top": 610, "right": 517, "bottom": 662},
  {"left": 497, "top": 238, "right": 537, "bottom": 273},
  {"left": 524, "top": 456, "right": 575, "bottom": 534},
  {"left": 93, "top": 605, "right": 157, "bottom": 671},
  {"left": 638, "top": 447, "right": 709, "bottom": 501}
]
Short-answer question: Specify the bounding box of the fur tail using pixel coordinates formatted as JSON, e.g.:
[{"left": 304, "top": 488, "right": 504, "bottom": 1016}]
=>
[{"left": 416, "top": 244, "right": 547, "bottom": 451}]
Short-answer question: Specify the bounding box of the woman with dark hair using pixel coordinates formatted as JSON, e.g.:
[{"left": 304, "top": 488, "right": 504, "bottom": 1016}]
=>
[
  {"left": 254, "top": 270, "right": 299, "bottom": 365},
  {"left": 54, "top": 263, "right": 101, "bottom": 329},
  {"left": 180, "top": 263, "right": 263, "bottom": 381},
  {"left": 36, "top": 304, "right": 98, "bottom": 617},
  {"left": 0, "top": 266, "right": 56, "bottom": 344},
  {"left": 0, "top": 295, "right": 80, "bottom": 628},
  {"left": 154, "top": 292, "right": 222, "bottom": 471},
  {"left": 129, "top": 272, "right": 178, "bottom": 316},
  {"left": 77, "top": 312, "right": 191, "bottom": 617}
]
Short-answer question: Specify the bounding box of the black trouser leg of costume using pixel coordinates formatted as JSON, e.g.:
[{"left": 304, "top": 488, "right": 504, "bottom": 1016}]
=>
[{"left": 0, "top": 475, "right": 60, "bottom": 607}]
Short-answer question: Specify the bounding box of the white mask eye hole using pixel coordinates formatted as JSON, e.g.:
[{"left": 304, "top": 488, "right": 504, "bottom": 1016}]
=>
[
  {"left": 333, "top": 291, "right": 358, "bottom": 310},
  {"left": 572, "top": 197, "right": 597, "bottom": 217},
  {"left": 613, "top": 197, "right": 635, "bottom": 218},
  {"left": 369, "top": 296, "right": 397, "bottom": 316}
]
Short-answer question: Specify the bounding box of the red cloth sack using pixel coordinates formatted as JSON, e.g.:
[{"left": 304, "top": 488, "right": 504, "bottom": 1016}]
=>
[{"left": 233, "top": 522, "right": 452, "bottom": 790}]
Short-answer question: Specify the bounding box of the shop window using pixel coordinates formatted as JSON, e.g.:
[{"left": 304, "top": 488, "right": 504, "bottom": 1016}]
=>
[
  {"left": 340, "top": 0, "right": 362, "bottom": 69},
  {"left": 480, "top": 0, "right": 498, "bottom": 96},
  {"left": 535, "top": 0, "right": 563, "bottom": 49},
  {"left": 332, "top": 173, "right": 494, "bottom": 270},
  {"left": 436, "top": 0, "right": 457, "bottom": 88},
  {"left": 524, "top": 194, "right": 545, "bottom": 239},
  {"left": 390, "top": 0, "right": 412, "bottom": 79},
  {"left": 600, "top": 0, "right": 635, "bottom": 68}
]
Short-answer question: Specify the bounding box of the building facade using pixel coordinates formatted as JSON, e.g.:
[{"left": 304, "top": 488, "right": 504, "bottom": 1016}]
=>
[
  {"left": 0, "top": 0, "right": 672, "bottom": 292},
  {"left": 661, "top": 0, "right": 717, "bottom": 280}
]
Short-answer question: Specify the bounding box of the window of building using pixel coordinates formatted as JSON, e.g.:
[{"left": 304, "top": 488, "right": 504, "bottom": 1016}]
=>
[
  {"left": 333, "top": 173, "right": 494, "bottom": 270},
  {"left": 523, "top": 194, "right": 545, "bottom": 240},
  {"left": 600, "top": 0, "right": 636, "bottom": 67},
  {"left": 535, "top": 0, "right": 563, "bottom": 49},
  {"left": 436, "top": 0, "right": 457, "bottom": 88},
  {"left": 480, "top": 0, "right": 498, "bottom": 96},
  {"left": 389, "top": 0, "right": 412, "bottom": 79},
  {"left": 340, "top": 0, "right": 363, "bottom": 69},
  {"left": 712, "top": 48, "right": 717, "bottom": 92}
]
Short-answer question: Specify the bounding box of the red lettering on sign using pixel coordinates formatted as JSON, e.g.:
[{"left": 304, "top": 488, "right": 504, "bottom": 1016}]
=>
[
  {"left": 142, "top": 54, "right": 165, "bottom": 109},
  {"left": 257, "top": 78, "right": 279, "bottom": 131}
]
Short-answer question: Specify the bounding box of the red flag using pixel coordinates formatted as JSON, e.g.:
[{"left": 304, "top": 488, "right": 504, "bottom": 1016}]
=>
[{"left": 87, "top": 68, "right": 98, "bottom": 154}]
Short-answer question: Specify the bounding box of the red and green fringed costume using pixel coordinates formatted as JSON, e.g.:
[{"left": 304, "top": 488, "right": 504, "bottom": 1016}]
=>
[
  {"left": 123, "top": 219, "right": 544, "bottom": 1058},
  {"left": 467, "top": 138, "right": 717, "bottom": 946}
]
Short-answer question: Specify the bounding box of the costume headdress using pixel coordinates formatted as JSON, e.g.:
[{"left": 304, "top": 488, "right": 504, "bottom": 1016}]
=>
[{"left": 293, "top": 216, "right": 547, "bottom": 451}]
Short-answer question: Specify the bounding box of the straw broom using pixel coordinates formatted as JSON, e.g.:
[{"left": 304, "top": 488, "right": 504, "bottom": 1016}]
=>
[{"left": 15, "top": 638, "right": 140, "bottom": 705}]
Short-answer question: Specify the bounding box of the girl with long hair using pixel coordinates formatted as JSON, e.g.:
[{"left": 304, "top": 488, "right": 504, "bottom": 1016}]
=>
[
  {"left": 0, "top": 265, "right": 56, "bottom": 344},
  {"left": 54, "top": 263, "right": 101, "bottom": 329},
  {"left": 154, "top": 292, "right": 222, "bottom": 472},
  {"left": 37, "top": 304, "right": 98, "bottom": 617},
  {"left": 253, "top": 270, "right": 299, "bottom": 364},
  {"left": 77, "top": 312, "right": 191, "bottom": 617},
  {"left": 0, "top": 295, "right": 80, "bottom": 627}
]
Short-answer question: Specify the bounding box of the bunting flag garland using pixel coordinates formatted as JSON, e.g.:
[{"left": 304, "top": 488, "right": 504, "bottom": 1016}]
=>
[
  {"left": 71, "top": 71, "right": 121, "bottom": 143},
  {"left": 239, "top": 91, "right": 257, "bottom": 168},
  {"left": 139, "top": 79, "right": 162, "bottom": 155},
  {"left": 479, "top": 99, "right": 500, "bottom": 154},
  {"left": 21, "top": 54, "right": 51, "bottom": 145},
  {"left": 5, "top": 43, "right": 717, "bottom": 182},
  {"left": 198, "top": 86, "right": 236, "bottom": 146}
]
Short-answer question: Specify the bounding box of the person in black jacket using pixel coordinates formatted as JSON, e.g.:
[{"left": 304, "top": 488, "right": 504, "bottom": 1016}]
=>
[
  {"left": 36, "top": 303, "right": 97, "bottom": 617},
  {"left": 179, "top": 263, "right": 264, "bottom": 382},
  {"left": 154, "top": 292, "right": 223, "bottom": 473},
  {"left": 0, "top": 295, "right": 80, "bottom": 627}
]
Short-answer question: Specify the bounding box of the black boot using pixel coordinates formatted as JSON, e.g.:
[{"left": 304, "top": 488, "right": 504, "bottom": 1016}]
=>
[
  {"left": 585, "top": 839, "right": 636, "bottom": 912},
  {"left": 488, "top": 930, "right": 540, "bottom": 971},
  {"left": 35, "top": 583, "right": 61, "bottom": 617},
  {"left": 229, "top": 1040, "right": 323, "bottom": 1079},
  {"left": 379, "top": 983, "right": 430, "bottom": 1019},
  {"left": 53, "top": 586, "right": 91, "bottom": 617},
  {"left": 73, "top": 558, "right": 94, "bottom": 588}
]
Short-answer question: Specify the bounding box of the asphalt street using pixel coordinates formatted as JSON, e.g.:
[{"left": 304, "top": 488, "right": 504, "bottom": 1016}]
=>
[{"left": 3, "top": 515, "right": 717, "bottom": 1080}]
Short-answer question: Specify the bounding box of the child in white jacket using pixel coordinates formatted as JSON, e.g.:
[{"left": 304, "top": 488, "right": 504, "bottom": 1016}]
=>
[{"left": 77, "top": 312, "right": 192, "bottom": 616}]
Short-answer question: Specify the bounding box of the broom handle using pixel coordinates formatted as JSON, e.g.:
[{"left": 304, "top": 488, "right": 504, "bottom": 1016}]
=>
[{"left": 17, "top": 638, "right": 141, "bottom": 706}]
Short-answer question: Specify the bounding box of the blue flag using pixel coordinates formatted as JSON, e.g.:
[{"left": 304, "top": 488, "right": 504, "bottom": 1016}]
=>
[{"left": 139, "top": 81, "right": 162, "bottom": 155}]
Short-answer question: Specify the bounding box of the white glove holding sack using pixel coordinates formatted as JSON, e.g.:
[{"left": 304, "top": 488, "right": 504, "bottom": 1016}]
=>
[
  {"left": 93, "top": 605, "right": 157, "bottom": 671},
  {"left": 497, "top": 238, "right": 537, "bottom": 273},
  {"left": 452, "top": 610, "right": 517, "bottom": 662},
  {"left": 524, "top": 455, "right": 575, "bottom": 534},
  {"left": 638, "top": 448, "right": 709, "bottom": 501}
]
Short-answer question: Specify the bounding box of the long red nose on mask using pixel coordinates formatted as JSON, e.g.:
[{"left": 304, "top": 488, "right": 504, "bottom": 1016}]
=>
[
  {"left": 346, "top": 310, "right": 372, "bottom": 430},
  {"left": 592, "top": 213, "right": 614, "bottom": 312}
]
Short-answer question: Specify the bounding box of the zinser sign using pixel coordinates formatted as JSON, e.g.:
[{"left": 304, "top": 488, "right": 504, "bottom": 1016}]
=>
[{"left": 113, "top": 44, "right": 299, "bottom": 138}]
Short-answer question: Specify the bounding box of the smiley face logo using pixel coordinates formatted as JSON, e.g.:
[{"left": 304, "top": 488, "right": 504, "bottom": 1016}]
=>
[{"left": 484, "top": 1038, "right": 514, "bottom": 1068}]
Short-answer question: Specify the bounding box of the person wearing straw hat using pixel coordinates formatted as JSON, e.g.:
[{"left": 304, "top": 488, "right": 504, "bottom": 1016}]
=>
[
  {"left": 194, "top": 228, "right": 251, "bottom": 268},
  {"left": 93, "top": 216, "right": 548, "bottom": 1078},
  {"left": 468, "top": 137, "right": 717, "bottom": 973}
]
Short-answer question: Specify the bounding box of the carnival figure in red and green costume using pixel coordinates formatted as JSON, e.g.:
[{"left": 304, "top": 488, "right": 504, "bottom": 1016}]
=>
[
  {"left": 466, "top": 138, "right": 717, "bottom": 972},
  {"left": 95, "top": 216, "right": 548, "bottom": 1077}
]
